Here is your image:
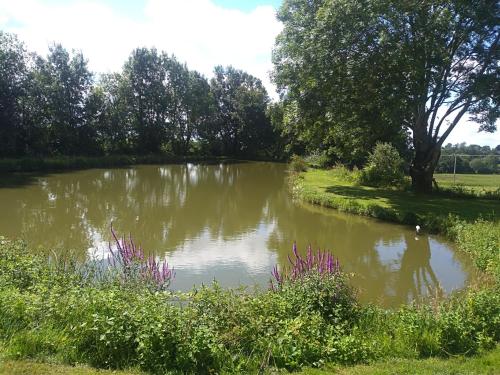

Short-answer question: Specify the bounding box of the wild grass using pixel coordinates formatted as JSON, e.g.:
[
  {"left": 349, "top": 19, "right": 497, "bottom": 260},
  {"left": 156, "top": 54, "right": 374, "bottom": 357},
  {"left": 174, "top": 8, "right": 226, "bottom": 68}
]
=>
[
  {"left": 3, "top": 346, "right": 500, "bottom": 375},
  {"left": 297, "top": 345, "right": 500, "bottom": 374},
  {"left": 0, "top": 232, "right": 498, "bottom": 374}
]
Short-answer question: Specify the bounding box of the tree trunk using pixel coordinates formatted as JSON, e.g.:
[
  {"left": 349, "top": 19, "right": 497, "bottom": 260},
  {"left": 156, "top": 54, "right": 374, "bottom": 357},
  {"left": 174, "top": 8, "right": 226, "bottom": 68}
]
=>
[
  {"left": 410, "top": 144, "right": 441, "bottom": 193},
  {"left": 410, "top": 114, "right": 441, "bottom": 193}
]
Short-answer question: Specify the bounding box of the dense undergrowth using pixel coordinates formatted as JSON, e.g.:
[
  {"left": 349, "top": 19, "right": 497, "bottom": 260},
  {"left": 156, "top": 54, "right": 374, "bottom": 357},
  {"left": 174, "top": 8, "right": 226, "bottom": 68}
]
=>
[{"left": 0, "top": 230, "right": 499, "bottom": 374}]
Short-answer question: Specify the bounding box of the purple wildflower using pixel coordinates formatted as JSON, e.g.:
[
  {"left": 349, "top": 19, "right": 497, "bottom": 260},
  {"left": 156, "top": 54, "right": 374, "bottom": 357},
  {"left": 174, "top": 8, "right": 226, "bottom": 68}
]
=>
[
  {"left": 271, "top": 243, "right": 341, "bottom": 289},
  {"left": 108, "top": 223, "right": 174, "bottom": 289}
]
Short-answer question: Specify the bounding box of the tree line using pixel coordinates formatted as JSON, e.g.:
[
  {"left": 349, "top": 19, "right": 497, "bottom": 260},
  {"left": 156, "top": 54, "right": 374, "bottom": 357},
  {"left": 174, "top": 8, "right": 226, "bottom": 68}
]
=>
[
  {"left": 0, "top": 31, "right": 279, "bottom": 158},
  {"left": 436, "top": 143, "right": 499, "bottom": 174}
]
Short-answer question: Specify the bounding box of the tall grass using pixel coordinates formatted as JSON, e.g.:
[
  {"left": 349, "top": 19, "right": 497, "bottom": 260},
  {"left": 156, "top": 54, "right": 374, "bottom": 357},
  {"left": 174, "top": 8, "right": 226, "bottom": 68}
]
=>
[{"left": 0, "top": 229, "right": 498, "bottom": 373}]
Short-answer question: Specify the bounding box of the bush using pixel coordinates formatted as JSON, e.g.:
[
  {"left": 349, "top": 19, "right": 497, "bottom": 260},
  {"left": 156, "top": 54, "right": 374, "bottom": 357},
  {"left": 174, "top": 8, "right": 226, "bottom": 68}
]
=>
[
  {"left": 360, "top": 143, "right": 405, "bottom": 187},
  {"left": 330, "top": 163, "right": 362, "bottom": 184},
  {"left": 288, "top": 154, "right": 308, "bottom": 172},
  {"left": 0, "top": 228, "right": 499, "bottom": 373},
  {"left": 305, "top": 151, "right": 330, "bottom": 169}
]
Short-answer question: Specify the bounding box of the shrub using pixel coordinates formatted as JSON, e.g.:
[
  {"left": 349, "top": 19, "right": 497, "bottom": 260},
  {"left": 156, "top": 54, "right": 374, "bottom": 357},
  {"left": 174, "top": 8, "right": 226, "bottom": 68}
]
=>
[
  {"left": 360, "top": 142, "right": 405, "bottom": 187},
  {"left": 288, "top": 154, "right": 308, "bottom": 172},
  {"left": 330, "top": 163, "right": 362, "bottom": 184},
  {"left": 305, "top": 151, "right": 330, "bottom": 169}
]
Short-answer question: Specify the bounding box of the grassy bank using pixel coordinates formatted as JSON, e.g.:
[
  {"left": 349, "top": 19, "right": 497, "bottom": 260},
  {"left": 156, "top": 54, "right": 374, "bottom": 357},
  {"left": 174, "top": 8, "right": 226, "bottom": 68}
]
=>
[
  {"left": 291, "top": 168, "right": 499, "bottom": 231},
  {"left": 0, "top": 360, "right": 142, "bottom": 375},
  {"left": 0, "top": 231, "right": 499, "bottom": 374},
  {"left": 3, "top": 346, "right": 499, "bottom": 375},
  {"left": 0, "top": 155, "right": 282, "bottom": 173}
]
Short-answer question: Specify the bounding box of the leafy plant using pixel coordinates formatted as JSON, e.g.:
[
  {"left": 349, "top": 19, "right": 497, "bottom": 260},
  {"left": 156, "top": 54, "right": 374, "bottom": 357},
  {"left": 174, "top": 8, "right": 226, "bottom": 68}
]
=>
[
  {"left": 108, "top": 225, "right": 174, "bottom": 290},
  {"left": 360, "top": 143, "right": 405, "bottom": 187},
  {"left": 288, "top": 154, "right": 308, "bottom": 172}
]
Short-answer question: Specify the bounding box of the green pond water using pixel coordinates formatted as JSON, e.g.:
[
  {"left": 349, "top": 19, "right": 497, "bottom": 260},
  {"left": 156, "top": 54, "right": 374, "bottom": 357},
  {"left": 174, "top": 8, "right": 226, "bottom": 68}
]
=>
[{"left": 0, "top": 162, "right": 473, "bottom": 306}]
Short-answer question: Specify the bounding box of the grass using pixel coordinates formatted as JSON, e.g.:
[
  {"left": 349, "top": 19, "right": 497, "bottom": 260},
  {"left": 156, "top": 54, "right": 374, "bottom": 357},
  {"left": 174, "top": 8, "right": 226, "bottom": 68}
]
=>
[
  {"left": 298, "top": 345, "right": 500, "bottom": 374},
  {"left": 0, "top": 360, "right": 142, "bottom": 375},
  {"left": 435, "top": 173, "right": 500, "bottom": 192},
  {"left": 0, "top": 235, "right": 498, "bottom": 374},
  {"left": 294, "top": 169, "right": 499, "bottom": 226},
  {"left": 2, "top": 347, "right": 499, "bottom": 374}
]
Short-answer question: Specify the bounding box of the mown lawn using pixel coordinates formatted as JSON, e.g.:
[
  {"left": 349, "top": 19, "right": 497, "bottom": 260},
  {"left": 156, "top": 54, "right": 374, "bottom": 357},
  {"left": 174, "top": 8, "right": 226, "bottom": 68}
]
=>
[
  {"left": 435, "top": 173, "right": 500, "bottom": 192},
  {"left": 299, "top": 169, "right": 499, "bottom": 222}
]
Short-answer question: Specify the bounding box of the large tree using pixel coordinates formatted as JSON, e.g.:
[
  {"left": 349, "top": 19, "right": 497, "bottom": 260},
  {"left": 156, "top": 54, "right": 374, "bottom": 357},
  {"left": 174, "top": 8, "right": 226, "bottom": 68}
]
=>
[
  {"left": 208, "top": 66, "right": 273, "bottom": 156},
  {"left": 34, "top": 44, "right": 93, "bottom": 155},
  {"left": 0, "top": 32, "right": 28, "bottom": 156},
  {"left": 273, "top": 0, "right": 499, "bottom": 192}
]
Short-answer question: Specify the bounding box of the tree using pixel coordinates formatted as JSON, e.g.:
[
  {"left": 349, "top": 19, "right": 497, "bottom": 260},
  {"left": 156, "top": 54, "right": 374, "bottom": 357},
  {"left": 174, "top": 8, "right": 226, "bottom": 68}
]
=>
[
  {"left": 208, "top": 66, "right": 273, "bottom": 156},
  {"left": 122, "top": 48, "right": 171, "bottom": 154},
  {"left": 0, "top": 32, "right": 28, "bottom": 156},
  {"left": 470, "top": 155, "right": 498, "bottom": 174},
  {"left": 32, "top": 44, "right": 93, "bottom": 155},
  {"left": 183, "top": 70, "right": 214, "bottom": 154},
  {"left": 273, "top": 0, "right": 499, "bottom": 192}
]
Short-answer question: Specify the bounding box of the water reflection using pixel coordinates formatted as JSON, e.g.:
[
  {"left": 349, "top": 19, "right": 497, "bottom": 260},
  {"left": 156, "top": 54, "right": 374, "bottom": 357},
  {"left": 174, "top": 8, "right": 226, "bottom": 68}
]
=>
[
  {"left": 395, "top": 234, "right": 441, "bottom": 303},
  {"left": 0, "top": 163, "right": 472, "bottom": 306}
]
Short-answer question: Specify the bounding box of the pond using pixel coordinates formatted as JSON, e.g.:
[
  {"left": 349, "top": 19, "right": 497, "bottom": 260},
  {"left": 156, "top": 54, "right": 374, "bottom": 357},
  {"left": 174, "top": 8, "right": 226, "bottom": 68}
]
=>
[{"left": 0, "top": 162, "right": 473, "bottom": 306}]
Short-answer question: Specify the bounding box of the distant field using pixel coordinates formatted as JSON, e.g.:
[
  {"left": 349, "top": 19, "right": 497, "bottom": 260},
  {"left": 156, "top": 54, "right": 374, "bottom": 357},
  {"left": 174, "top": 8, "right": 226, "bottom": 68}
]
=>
[{"left": 435, "top": 173, "right": 500, "bottom": 191}]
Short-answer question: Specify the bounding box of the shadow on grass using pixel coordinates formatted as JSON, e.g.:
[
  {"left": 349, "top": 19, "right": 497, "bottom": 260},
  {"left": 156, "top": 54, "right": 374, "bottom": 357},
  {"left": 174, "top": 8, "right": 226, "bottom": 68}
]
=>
[{"left": 325, "top": 185, "right": 499, "bottom": 221}]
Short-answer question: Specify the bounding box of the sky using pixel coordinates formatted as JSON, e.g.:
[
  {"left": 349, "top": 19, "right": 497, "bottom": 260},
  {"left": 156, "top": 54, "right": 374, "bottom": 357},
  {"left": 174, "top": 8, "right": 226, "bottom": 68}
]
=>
[{"left": 0, "top": 0, "right": 498, "bottom": 147}]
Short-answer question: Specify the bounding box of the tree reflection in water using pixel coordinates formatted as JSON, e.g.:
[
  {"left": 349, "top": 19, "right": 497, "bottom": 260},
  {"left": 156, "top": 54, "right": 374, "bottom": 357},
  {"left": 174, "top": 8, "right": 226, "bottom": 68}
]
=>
[
  {"left": 395, "top": 233, "right": 442, "bottom": 304},
  {"left": 0, "top": 163, "right": 469, "bottom": 306}
]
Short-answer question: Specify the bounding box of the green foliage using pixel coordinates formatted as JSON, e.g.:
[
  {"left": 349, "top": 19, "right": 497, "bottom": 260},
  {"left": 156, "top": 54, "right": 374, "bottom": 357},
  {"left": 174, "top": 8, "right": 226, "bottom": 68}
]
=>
[
  {"left": 0, "top": 218, "right": 499, "bottom": 373},
  {"left": 360, "top": 143, "right": 405, "bottom": 188},
  {"left": 273, "top": 0, "right": 499, "bottom": 191},
  {"left": 469, "top": 156, "right": 498, "bottom": 174},
  {"left": 0, "top": 32, "right": 279, "bottom": 160},
  {"left": 437, "top": 143, "right": 500, "bottom": 174},
  {"left": 305, "top": 151, "right": 330, "bottom": 169},
  {"left": 289, "top": 154, "right": 308, "bottom": 172},
  {"left": 447, "top": 219, "right": 500, "bottom": 281}
]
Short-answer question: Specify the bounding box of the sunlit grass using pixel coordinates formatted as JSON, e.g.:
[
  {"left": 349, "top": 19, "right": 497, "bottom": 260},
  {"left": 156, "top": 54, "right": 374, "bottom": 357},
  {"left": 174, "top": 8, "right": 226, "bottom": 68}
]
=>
[
  {"left": 297, "top": 345, "right": 500, "bottom": 374},
  {"left": 298, "top": 169, "right": 499, "bottom": 223},
  {"left": 435, "top": 173, "right": 500, "bottom": 191}
]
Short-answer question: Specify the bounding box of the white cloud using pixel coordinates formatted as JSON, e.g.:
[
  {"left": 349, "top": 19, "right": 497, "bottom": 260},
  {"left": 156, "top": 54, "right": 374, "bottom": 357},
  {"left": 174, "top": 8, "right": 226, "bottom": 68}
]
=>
[
  {"left": 443, "top": 118, "right": 500, "bottom": 147},
  {"left": 1, "top": 0, "right": 498, "bottom": 145},
  {"left": 0, "top": 0, "right": 282, "bottom": 97},
  {"left": 435, "top": 107, "right": 500, "bottom": 147}
]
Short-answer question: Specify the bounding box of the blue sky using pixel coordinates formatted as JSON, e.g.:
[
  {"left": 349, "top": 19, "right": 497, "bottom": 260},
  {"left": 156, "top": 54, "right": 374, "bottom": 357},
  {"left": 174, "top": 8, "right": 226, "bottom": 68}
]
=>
[
  {"left": 38, "top": 0, "right": 283, "bottom": 17},
  {"left": 0, "top": 0, "right": 497, "bottom": 145},
  {"left": 213, "top": 0, "right": 282, "bottom": 11},
  {"left": 0, "top": 0, "right": 283, "bottom": 96}
]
